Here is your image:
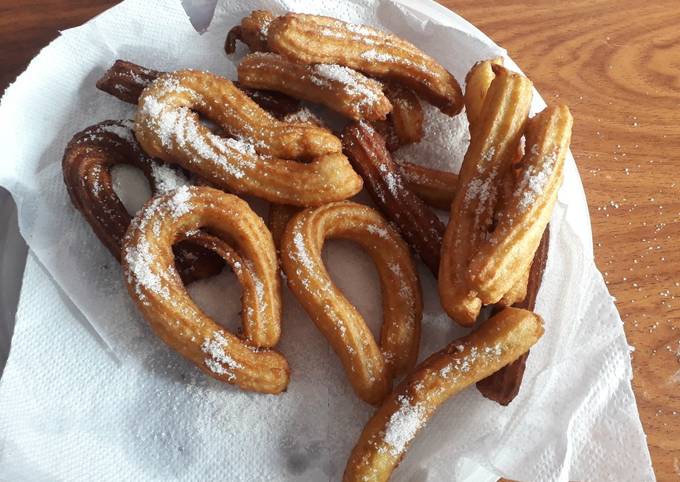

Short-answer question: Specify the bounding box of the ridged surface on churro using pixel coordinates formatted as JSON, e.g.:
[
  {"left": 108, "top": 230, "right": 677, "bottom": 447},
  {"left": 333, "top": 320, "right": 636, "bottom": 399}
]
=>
[
  {"left": 135, "top": 70, "right": 362, "bottom": 206},
  {"left": 383, "top": 83, "right": 423, "bottom": 146},
  {"left": 343, "top": 122, "right": 445, "bottom": 277},
  {"left": 122, "top": 186, "right": 289, "bottom": 393},
  {"left": 267, "top": 13, "right": 463, "bottom": 115},
  {"left": 267, "top": 203, "right": 299, "bottom": 249},
  {"left": 225, "top": 10, "right": 274, "bottom": 54},
  {"left": 239, "top": 52, "right": 392, "bottom": 121},
  {"left": 396, "top": 160, "right": 458, "bottom": 210},
  {"left": 62, "top": 119, "right": 223, "bottom": 282},
  {"left": 468, "top": 105, "right": 572, "bottom": 303},
  {"left": 281, "top": 202, "right": 422, "bottom": 405},
  {"left": 439, "top": 67, "right": 533, "bottom": 325},
  {"left": 343, "top": 307, "right": 544, "bottom": 482},
  {"left": 464, "top": 57, "right": 504, "bottom": 129}
]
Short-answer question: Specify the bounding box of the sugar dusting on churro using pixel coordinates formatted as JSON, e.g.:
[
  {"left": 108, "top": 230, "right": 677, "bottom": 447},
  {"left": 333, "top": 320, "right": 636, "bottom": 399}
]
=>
[{"left": 201, "top": 331, "right": 242, "bottom": 380}]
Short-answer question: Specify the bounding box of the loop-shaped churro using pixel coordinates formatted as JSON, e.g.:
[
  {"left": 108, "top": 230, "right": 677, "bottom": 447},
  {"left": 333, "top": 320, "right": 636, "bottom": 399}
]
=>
[
  {"left": 225, "top": 9, "right": 274, "bottom": 54},
  {"left": 468, "top": 104, "right": 571, "bottom": 304},
  {"left": 62, "top": 120, "right": 223, "bottom": 282},
  {"left": 343, "top": 122, "right": 445, "bottom": 277},
  {"left": 280, "top": 202, "right": 422, "bottom": 405},
  {"left": 267, "top": 13, "right": 463, "bottom": 115},
  {"left": 343, "top": 307, "right": 544, "bottom": 482},
  {"left": 439, "top": 66, "right": 533, "bottom": 325},
  {"left": 135, "top": 70, "right": 362, "bottom": 206},
  {"left": 238, "top": 52, "right": 392, "bottom": 121},
  {"left": 122, "top": 186, "right": 289, "bottom": 393}
]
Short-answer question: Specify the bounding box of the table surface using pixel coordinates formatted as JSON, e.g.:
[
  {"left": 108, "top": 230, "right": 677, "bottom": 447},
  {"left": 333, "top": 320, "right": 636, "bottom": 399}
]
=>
[{"left": 1, "top": 0, "right": 678, "bottom": 479}]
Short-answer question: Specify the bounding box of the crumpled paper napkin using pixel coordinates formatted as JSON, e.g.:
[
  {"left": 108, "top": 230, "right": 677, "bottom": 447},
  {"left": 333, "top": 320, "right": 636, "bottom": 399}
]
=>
[{"left": 0, "top": 0, "right": 654, "bottom": 480}]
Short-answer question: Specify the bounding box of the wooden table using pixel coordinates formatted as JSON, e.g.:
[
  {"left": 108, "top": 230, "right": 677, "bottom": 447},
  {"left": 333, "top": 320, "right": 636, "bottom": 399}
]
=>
[{"left": 1, "top": 0, "right": 678, "bottom": 479}]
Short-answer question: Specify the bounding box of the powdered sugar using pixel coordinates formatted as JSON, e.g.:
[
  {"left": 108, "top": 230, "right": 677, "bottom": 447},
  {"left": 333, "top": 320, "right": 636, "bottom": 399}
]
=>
[
  {"left": 98, "top": 120, "right": 137, "bottom": 144},
  {"left": 378, "top": 163, "right": 401, "bottom": 194},
  {"left": 311, "top": 64, "right": 382, "bottom": 107},
  {"left": 382, "top": 395, "right": 426, "bottom": 456},
  {"left": 150, "top": 163, "right": 190, "bottom": 193},
  {"left": 138, "top": 77, "right": 258, "bottom": 181},
  {"left": 168, "top": 185, "right": 192, "bottom": 218},
  {"left": 245, "top": 259, "right": 268, "bottom": 321},
  {"left": 124, "top": 234, "right": 170, "bottom": 302},
  {"left": 437, "top": 342, "right": 505, "bottom": 381},
  {"left": 201, "top": 331, "right": 242, "bottom": 380},
  {"left": 397, "top": 104, "right": 470, "bottom": 173},
  {"left": 387, "top": 261, "right": 413, "bottom": 301},
  {"left": 344, "top": 22, "right": 383, "bottom": 37},
  {"left": 282, "top": 107, "right": 323, "bottom": 126},
  {"left": 361, "top": 49, "right": 394, "bottom": 63},
  {"left": 515, "top": 147, "right": 559, "bottom": 211},
  {"left": 292, "top": 231, "right": 316, "bottom": 273},
  {"left": 366, "top": 224, "right": 389, "bottom": 239},
  {"left": 123, "top": 185, "right": 194, "bottom": 301}
]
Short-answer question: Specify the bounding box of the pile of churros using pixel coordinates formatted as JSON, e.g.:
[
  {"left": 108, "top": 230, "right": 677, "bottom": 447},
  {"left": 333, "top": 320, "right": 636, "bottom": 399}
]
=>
[{"left": 62, "top": 10, "right": 572, "bottom": 481}]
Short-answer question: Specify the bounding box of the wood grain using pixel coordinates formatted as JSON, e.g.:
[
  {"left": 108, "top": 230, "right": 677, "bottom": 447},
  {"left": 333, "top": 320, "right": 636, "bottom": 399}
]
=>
[
  {"left": 442, "top": 1, "right": 680, "bottom": 480},
  {"left": 0, "top": 0, "right": 678, "bottom": 480}
]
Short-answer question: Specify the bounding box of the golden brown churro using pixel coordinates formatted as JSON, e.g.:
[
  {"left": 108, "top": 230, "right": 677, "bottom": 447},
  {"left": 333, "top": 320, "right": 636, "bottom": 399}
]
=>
[
  {"left": 267, "top": 13, "right": 463, "bottom": 115},
  {"left": 468, "top": 105, "right": 571, "bottom": 304},
  {"left": 343, "top": 307, "right": 544, "bottom": 481},
  {"left": 465, "top": 58, "right": 530, "bottom": 307},
  {"left": 281, "top": 202, "right": 422, "bottom": 405},
  {"left": 267, "top": 203, "right": 299, "bottom": 249},
  {"left": 238, "top": 52, "right": 392, "bottom": 121},
  {"left": 438, "top": 66, "right": 533, "bottom": 325},
  {"left": 464, "top": 57, "right": 504, "bottom": 129},
  {"left": 382, "top": 83, "right": 424, "bottom": 146},
  {"left": 123, "top": 186, "right": 290, "bottom": 393},
  {"left": 135, "top": 70, "right": 363, "bottom": 206},
  {"left": 343, "top": 122, "right": 445, "bottom": 277}
]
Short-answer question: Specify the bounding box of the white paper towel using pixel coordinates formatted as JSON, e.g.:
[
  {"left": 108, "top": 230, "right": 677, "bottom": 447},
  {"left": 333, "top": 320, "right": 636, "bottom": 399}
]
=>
[{"left": 0, "top": 0, "right": 654, "bottom": 480}]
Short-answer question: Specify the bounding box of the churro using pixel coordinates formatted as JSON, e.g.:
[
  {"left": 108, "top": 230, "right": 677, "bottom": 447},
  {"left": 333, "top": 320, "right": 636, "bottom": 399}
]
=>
[
  {"left": 123, "top": 186, "right": 290, "bottom": 393},
  {"left": 280, "top": 201, "right": 422, "bottom": 405},
  {"left": 343, "top": 307, "right": 544, "bottom": 481},
  {"left": 267, "top": 13, "right": 463, "bottom": 115},
  {"left": 238, "top": 52, "right": 392, "bottom": 121}
]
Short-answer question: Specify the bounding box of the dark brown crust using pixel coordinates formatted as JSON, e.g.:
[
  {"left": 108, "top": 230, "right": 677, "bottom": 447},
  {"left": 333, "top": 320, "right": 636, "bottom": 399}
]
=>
[
  {"left": 396, "top": 160, "right": 458, "bottom": 211},
  {"left": 62, "top": 120, "right": 223, "bottom": 283},
  {"left": 342, "top": 121, "right": 445, "bottom": 276},
  {"left": 95, "top": 60, "right": 161, "bottom": 105},
  {"left": 96, "top": 59, "right": 301, "bottom": 119},
  {"left": 224, "top": 10, "right": 274, "bottom": 55},
  {"left": 224, "top": 26, "right": 242, "bottom": 54},
  {"left": 371, "top": 119, "right": 401, "bottom": 152},
  {"left": 476, "top": 225, "right": 551, "bottom": 405},
  {"left": 235, "top": 84, "right": 302, "bottom": 120}
]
